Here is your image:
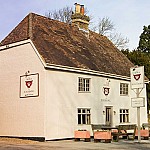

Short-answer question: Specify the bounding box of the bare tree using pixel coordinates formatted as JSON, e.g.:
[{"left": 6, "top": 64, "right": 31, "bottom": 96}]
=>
[
  {"left": 45, "top": 7, "right": 129, "bottom": 50},
  {"left": 95, "top": 17, "right": 129, "bottom": 50},
  {"left": 45, "top": 6, "right": 91, "bottom": 24},
  {"left": 98, "top": 17, "right": 114, "bottom": 35},
  {"left": 109, "top": 33, "right": 129, "bottom": 50},
  {"left": 45, "top": 6, "right": 73, "bottom": 24}
]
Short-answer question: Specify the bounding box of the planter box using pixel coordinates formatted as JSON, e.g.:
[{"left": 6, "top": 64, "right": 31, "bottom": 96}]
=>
[
  {"left": 94, "top": 131, "right": 111, "bottom": 143},
  {"left": 74, "top": 130, "right": 90, "bottom": 142},
  {"left": 135, "top": 130, "right": 149, "bottom": 140}
]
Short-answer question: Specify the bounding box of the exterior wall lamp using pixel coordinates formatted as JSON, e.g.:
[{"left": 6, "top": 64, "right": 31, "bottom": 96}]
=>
[
  {"left": 103, "top": 111, "right": 105, "bottom": 115},
  {"left": 113, "top": 111, "right": 116, "bottom": 115}
]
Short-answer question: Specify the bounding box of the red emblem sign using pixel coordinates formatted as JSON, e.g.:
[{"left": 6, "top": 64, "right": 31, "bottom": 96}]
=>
[
  {"left": 103, "top": 87, "right": 110, "bottom": 96},
  {"left": 25, "top": 80, "right": 33, "bottom": 88},
  {"left": 133, "top": 74, "right": 141, "bottom": 81}
]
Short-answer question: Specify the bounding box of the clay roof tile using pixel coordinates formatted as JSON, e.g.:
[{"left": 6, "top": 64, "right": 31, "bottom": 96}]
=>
[{"left": 1, "top": 13, "right": 134, "bottom": 77}]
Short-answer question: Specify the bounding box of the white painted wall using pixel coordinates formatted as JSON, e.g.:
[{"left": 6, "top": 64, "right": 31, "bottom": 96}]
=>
[
  {"left": 0, "top": 42, "right": 45, "bottom": 137},
  {"left": 0, "top": 41, "right": 148, "bottom": 140},
  {"left": 45, "top": 70, "right": 147, "bottom": 140}
]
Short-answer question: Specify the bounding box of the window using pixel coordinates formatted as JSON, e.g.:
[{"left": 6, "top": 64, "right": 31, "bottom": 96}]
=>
[
  {"left": 78, "top": 108, "right": 91, "bottom": 124},
  {"left": 120, "top": 109, "right": 129, "bottom": 123},
  {"left": 120, "top": 83, "right": 128, "bottom": 95},
  {"left": 78, "top": 77, "right": 90, "bottom": 92}
]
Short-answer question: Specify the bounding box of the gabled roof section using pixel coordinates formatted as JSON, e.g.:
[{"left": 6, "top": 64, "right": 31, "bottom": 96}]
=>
[
  {"left": 1, "top": 13, "right": 134, "bottom": 77},
  {"left": 1, "top": 15, "right": 29, "bottom": 45}
]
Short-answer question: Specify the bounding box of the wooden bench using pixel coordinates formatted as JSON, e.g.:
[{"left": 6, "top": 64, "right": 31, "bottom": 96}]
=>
[
  {"left": 91, "top": 124, "right": 112, "bottom": 143},
  {"left": 74, "top": 130, "right": 90, "bottom": 142},
  {"left": 112, "top": 124, "right": 136, "bottom": 142},
  {"left": 142, "top": 123, "right": 150, "bottom": 130}
]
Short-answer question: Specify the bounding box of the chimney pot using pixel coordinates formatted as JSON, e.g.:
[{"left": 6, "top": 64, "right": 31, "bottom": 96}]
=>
[
  {"left": 74, "top": 3, "right": 80, "bottom": 14},
  {"left": 71, "top": 3, "right": 90, "bottom": 38},
  {"left": 80, "top": 5, "right": 84, "bottom": 15}
]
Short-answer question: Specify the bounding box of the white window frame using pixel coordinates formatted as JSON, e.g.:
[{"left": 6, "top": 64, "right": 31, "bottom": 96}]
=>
[
  {"left": 120, "top": 109, "right": 129, "bottom": 123},
  {"left": 78, "top": 77, "right": 90, "bottom": 92},
  {"left": 77, "top": 108, "right": 91, "bottom": 125},
  {"left": 120, "top": 83, "right": 129, "bottom": 96}
]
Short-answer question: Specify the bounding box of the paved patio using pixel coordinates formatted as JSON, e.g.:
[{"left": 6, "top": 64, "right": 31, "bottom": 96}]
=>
[{"left": 0, "top": 138, "right": 150, "bottom": 150}]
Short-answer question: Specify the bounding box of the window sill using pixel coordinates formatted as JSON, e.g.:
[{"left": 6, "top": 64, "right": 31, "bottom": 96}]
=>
[
  {"left": 78, "top": 124, "right": 91, "bottom": 125},
  {"left": 119, "top": 122, "right": 130, "bottom": 124},
  {"left": 120, "top": 94, "right": 129, "bottom": 96},
  {"left": 78, "top": 91, "right": 91, "bottom": 93}
]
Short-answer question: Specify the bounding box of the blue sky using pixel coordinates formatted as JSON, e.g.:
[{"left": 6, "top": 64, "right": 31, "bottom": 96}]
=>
[{"left": 0, "top": 0, "right": 150, "bottom": 49}]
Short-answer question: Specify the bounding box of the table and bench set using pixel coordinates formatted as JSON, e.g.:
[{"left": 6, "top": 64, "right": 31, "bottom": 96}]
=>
[{"left": 74, "top": 123, "right": 149, "bottom": 143}]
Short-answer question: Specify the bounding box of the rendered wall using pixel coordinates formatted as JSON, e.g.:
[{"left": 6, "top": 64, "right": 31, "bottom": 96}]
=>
[
  {"left": 45, "top": 70, "right": 147, "bottom": 140},
  {"left": 0, "top": 42, "right": 45, "bottom": 137},
  {"left": 0, "top": 41, "right": 147, "bottom": 140}
]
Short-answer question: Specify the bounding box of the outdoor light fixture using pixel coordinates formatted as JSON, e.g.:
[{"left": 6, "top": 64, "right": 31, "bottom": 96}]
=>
[
  {"left": 113, "top": 111, "right": 116, "bottom": 115},
  {"left": 103, "top": 111, "right": 105, "bottom": 115}
]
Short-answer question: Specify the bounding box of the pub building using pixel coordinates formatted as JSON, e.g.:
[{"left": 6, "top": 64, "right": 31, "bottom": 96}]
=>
[{"left": 0, "top": 4, "right": 148, "bottom": 141}]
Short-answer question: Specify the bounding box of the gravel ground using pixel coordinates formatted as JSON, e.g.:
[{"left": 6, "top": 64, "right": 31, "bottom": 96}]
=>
[{"left": 0, "top": 138, "right": 38, "bottom": 144}]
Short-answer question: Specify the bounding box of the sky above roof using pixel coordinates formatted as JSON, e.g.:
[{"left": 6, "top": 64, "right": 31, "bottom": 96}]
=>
[{"left": 0, "top": 0, "right": 150, "bottom": 50}]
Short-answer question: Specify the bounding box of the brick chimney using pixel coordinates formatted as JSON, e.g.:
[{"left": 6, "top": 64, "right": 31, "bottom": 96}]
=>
[{"left": 71, "top": 3, "right": 90, "bottom": 37}]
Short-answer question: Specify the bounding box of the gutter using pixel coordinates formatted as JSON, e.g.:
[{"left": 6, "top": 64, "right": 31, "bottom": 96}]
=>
[
  {"left": 45, "top": 63, "right": 131, "bottom": 81},
  {"left": 46, "top": 64, "right": 150, "bottom": 83},
  {"left": 0, "top": 39, "right": 30, "bottom": 50}
]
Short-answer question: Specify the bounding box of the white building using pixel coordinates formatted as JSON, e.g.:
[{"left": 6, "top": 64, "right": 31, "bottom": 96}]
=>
[{"left": 0, "top": 4, "right": 148, "bottom": 141}]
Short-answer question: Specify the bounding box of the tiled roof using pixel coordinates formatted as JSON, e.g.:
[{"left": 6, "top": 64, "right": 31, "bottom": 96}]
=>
[{"left": 1, "top": 13, "right": 134, "bottom": 77}]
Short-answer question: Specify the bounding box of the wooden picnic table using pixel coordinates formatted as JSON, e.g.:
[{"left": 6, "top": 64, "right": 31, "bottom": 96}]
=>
[
  {"left": 111, "top": 124, "right": 136, "bottom": 142},
  {"left": 101, "top": 126, "right": 118, "bottom": 131}
]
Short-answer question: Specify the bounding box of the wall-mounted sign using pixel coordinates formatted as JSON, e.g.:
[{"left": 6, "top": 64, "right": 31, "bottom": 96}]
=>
[
  {"left": 130, "top": 66, "right": 144, "bottom": 89},
  {"left": 131, "top": 97, "right": 145, "bottom": 107},
  {"left": 101, "top": 79, "right": 111, "bottom": 102},
  {"left": 103, "top": 87, "right": 110, "bottom": 96},
  {"left": 103, "top": 79, "right": 110, "bottom": 96},
  {"left": 20, "top": 73, "right": 39, "bottom": 98}
]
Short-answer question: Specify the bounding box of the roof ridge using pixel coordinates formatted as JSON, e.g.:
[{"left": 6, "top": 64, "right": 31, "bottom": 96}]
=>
[
  {"left": 28, "top": 13, "right": 33, "bottom": 39},
  {"left": 0, "top": 12, "right": 134, "bottom": 77}
]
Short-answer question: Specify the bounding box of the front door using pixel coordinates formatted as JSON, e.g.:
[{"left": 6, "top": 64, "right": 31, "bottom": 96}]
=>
[{"left": 105, "top": 107, "right": 113, "bottom": 126}]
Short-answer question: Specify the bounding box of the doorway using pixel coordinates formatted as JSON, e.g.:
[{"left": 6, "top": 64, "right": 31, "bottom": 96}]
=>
[{"left": 105, "top": 107, "right": 113, "bottom": 126}]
